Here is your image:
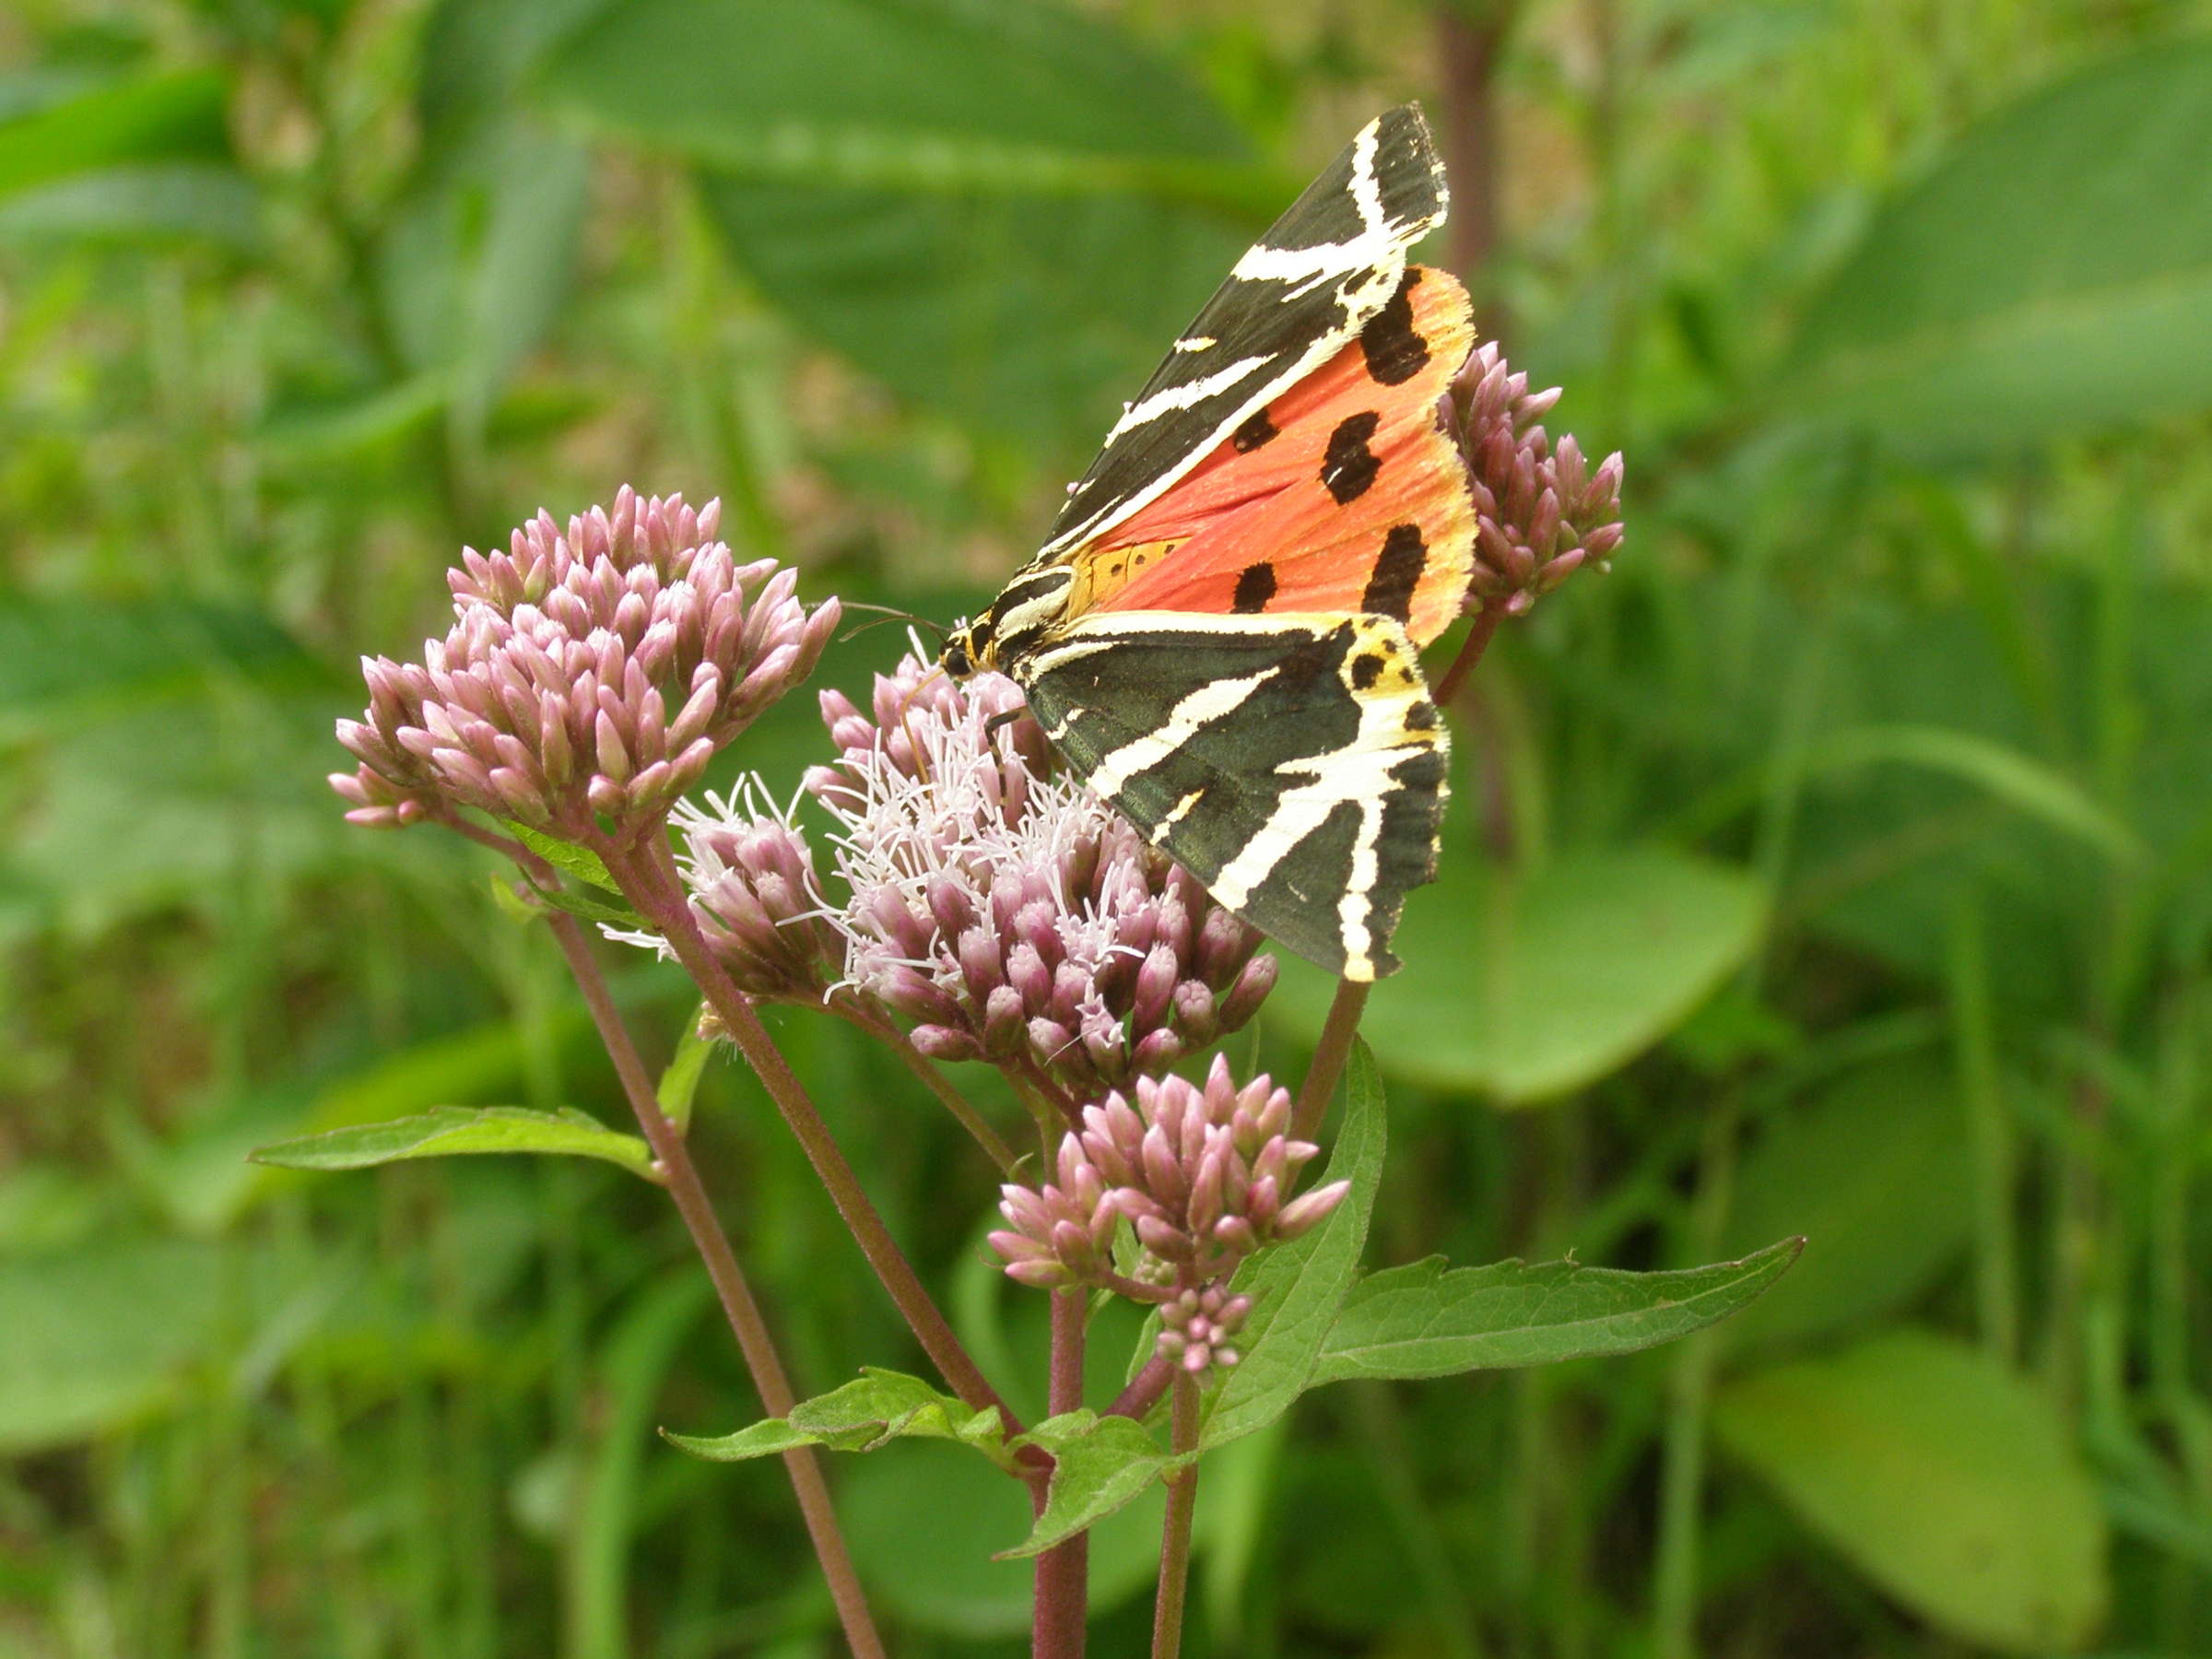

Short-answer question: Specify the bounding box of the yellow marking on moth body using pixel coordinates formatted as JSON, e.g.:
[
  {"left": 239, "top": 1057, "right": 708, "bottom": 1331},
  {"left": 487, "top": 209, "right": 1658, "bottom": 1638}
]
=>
[
  {"left": 1063, "top": 537, "right": 1185, "bottom": 616},
  {"left": 1175, "top": 335, "right": 1218, "bottom": 352}
]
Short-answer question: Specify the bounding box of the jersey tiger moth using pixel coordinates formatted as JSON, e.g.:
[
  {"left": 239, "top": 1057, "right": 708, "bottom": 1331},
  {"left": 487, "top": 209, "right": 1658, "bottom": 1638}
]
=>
[{"left": 943, "top": 103, "right": 1477, "bottom": 982}]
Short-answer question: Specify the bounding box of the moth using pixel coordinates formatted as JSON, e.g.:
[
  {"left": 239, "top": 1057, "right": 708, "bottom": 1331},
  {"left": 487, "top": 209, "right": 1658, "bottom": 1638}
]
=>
[{"left": 942, "top": 103, "right": 1477, "bottom": 981}]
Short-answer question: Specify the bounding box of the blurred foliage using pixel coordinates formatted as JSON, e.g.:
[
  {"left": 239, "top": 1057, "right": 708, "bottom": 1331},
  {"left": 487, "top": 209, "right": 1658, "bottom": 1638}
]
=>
[{"left": 4, "top": 0, "right": 2212, "bottom": 1654}]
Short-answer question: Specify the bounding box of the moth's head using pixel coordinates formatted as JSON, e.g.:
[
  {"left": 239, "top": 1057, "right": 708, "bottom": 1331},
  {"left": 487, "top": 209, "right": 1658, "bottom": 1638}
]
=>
[
  {"left": 940, "top": 612, "right": 993, "bottom": 680},
  {"left": 937, "top": 619, "right": 982, "bottom": 681}
]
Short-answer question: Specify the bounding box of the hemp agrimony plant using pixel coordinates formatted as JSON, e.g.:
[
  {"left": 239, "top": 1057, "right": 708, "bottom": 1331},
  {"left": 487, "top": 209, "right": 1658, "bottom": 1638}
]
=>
[{"left": 261, "top": 347, "right": 1795, "bottom": 1657}]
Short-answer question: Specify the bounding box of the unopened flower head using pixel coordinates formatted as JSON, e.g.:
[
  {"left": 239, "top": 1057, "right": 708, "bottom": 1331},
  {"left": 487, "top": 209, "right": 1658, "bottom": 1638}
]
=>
[
  {"left": 1455, "top": 344, "right": 1625, "bottom": 615},
  {"left": 617, "top": 782, "right": 841, "bottom": 1002},
  {"left": 1157, "top": 1284, "right": 1253, "bottom": 1377},
  {"left": 808, "top": 648, "right": 1276, "bottom": 1100},
  {"left": 331, "top": 487, "right": 839, "bottom": 836},
  {"left": 988, "top": 1054, "right": 1347, "bottom": 1300}
]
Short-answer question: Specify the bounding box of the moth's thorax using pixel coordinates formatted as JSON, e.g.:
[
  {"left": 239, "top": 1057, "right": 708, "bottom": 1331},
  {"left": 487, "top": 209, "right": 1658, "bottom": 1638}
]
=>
[{"left": 944, "top": 564, "right": 1077, "bottom": 678}]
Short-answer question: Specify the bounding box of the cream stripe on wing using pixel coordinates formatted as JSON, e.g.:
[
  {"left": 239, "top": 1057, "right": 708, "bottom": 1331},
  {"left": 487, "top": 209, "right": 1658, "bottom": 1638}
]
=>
[{"left": 1082, "top": 667, "right": 1279, "bottom": 801}]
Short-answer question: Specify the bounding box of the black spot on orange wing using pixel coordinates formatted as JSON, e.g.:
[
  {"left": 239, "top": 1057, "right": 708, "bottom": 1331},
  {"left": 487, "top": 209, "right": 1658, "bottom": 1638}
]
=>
[
  {"left": 1233, "top": 563, "right": 1277, "bottom": 612},
  {"left": 1321, "top": 411, "right": 1382, "bottom": 505},
  {"left": 1359, "top": 269, "right": 1432, "bottom": 387},
  {"left": 1231, "top": 407, "right": 1279, "bottom": 453},
  {"left": 1362, "top": 524, "right": 1429, "bottom": 620}
]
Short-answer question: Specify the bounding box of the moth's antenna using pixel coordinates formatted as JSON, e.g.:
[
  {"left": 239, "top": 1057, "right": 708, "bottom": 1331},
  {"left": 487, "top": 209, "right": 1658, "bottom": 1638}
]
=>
[{"left": 835, "top": 603, "right": 948, "bottom": 648}]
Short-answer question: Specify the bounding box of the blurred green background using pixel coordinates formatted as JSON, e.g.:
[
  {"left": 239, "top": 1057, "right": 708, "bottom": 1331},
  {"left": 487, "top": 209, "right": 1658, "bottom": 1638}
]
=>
[{"left": 5, "top": 0, "right": 2212, "bottom": 1653}]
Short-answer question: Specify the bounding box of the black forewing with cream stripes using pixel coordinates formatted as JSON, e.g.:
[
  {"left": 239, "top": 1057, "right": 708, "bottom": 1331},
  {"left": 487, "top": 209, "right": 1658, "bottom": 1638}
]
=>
[
  {"left": 1013, "top": 613, "right": 1449, "bottom": 980},
  {"left": 1037, "top": 103, "right": 1450, "bottom": 560}
]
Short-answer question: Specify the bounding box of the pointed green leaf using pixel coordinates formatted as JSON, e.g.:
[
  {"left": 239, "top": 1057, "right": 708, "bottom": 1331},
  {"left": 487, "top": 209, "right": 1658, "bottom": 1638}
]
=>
[
  {"left": 1267, "top": 849, "right": 1770, "bottom": 1104},
  {"left": 997, "top": 1411, "right": 1186, "bottom": 1559},
  {"left": 515, "top": 867, "right": 644, "bottom": 927},
  {"left": 250, "top": 1106, "right": 656, "bottom": 1181},
  {"left": 1311, "top": 1236, "right": 1803, "bottom": 1384},
  {"left": 1806, "top": 725, "right": 2138, "bottom": 865},
  {"left": 655, "top": 1011, "right": 715, "bottom": 1134},
  {"left": 0, "top": 70, "right": 229, "bottom": 201},
  {"left": 540, "top": 0, "right": 1269, "bottom": 453},
  {"left": 1778, "top": 39, "right": 2212, "bottom": 451},
  {"left": 0, "top": 1239, "right": 229, "bottom": 1453},
  {"left": 1199, "top": 1041, "right": 1386, "bottom": 1449},
  {"left": 1716, "top": 1329, "right": 2110, "bottom": 1651},
  {"left": 668, "top": 1369, "right": 1014, "bottom": 1469},
  {"left": 505, "top": 823, "right": 622, "bottom": 892}
]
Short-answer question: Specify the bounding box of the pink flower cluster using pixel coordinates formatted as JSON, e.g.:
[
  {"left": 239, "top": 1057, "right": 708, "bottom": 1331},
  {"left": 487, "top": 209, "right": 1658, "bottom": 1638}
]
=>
[
  {"left": 990, "top": 1057, "right": 1347, "bottom": 1374},
  {"left": 804, "top": 651, "right": 1277, "bottom": 1100},
  {"left": 332, "top": 488, "right": 837, "bottom": 836},
  {"left": 1456, "top": 343, "right": 1625, "bottom": 615}
]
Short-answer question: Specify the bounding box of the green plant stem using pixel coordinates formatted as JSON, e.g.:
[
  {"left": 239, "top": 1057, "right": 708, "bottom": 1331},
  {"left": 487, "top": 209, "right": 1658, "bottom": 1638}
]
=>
[
  {"left": 544, "top": 911, "right": 887, "bottom": 1659},
  {"left": 1649, "top": 1096, "right": 1740, "bottom": 1659},
  {"left": 1947, "top": 898, "right": 2019, "bottom": 1360},
  {"left": 598, "top": 832, "right": 1024, "bottom": 1435},
  {"left": 1151, "top": 1374, "right": 1204, "bottom": 1659},
  {"left": 1034, "top": 1288, "right": 1090, "bottom": 1657}
]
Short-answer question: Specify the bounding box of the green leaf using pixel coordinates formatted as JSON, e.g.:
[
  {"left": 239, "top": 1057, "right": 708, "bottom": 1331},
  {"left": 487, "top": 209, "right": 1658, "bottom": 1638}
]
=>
[
  {"left": 655, "top": 1013, "right": 714, "bottom": 1134},
  {"left": 249, "top": 1106, "right": 657, "bottom": 1181},
  {"left": 541, "top": 0, "right": 1262, "bottom": 202},
  {"left": 0, "top": 597, "right": 327, "bottom": 739},
  {"left": 417, "top": 0, "right": 610, "bottom": 157},
  {"left": 1805, "top": 725, "right": 2138, "bottom": 865},
  {"left": 0, "top": 69, "right": 229, "bottom": 202},
  {"left": 1778, "top": 40, "right": 2212, "bottom": 451},
  {"left": 505, "top": 823, "right": 622, "bottom": 892},
  {"left": 257, "top": 374, "right": 449, "bottom": 458},
  {"left": 0, "top": 161, "right": 261, "bottom": 250},
  {"left": 514, "top": 869, "right": 643, "bottom": 928},
  {"left": 838, "top": 1441, "right": 1166, "bottom": 1636},
  {"left": 998, "top": 1411, "right": 1186, "bottom": 1559},
  {"left": 1715, "top": 1329, "right": 2110, "bottom": 1652},
  {"left": 667, "top": 1369, "right": 1014, "bottom": 1470},
  {"left": 1310, "top": 1236, "right": 1802, "bottom": 1384},
  {"left": 378, "top": 116, "right": 591, "bottom": 437},
  {"left": 1200, "top": 1041, "right": 1385, "bottom": 1449},
  {"left": 1268, "top": 848, "right": 1770, "bottom": 1103},
  {"left": 541, "top": 0, "right": 1271, "bottom": 452},
  {"left": 0, "top": 1239, "right": 228, "bottom": 1453},
  {"left": 1719, "top": 1053, "right": 1974, "bottom": 1352}
]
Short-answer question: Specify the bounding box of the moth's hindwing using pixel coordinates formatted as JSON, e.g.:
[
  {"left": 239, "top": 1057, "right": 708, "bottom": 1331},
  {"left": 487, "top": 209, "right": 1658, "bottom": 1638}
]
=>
[
  {"left": 1040, "top": 103, "right": 1450, "bottom": 561},
  {"left": 1015, "top": 613, "right": 1448, "bottom": 981}
]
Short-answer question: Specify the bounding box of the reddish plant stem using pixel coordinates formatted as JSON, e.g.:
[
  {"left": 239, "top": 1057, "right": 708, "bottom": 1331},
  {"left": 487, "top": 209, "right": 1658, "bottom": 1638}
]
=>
[
  {"left": 1106, "top": 1355, "right": 1176, "bottom": 1423},
  {"left": 596, "top": 833, "right": 1025, "bottom": 1439},
  {"left": 1294, "top": 979, "right": 1371, "bottom": 1143},
  {"left": 1437, "top": 0, "right": 1518, "bottom": 342},
  {"left": 1033, "top": 1288, "right": 1090, "bottom": 1656},
  {"left": 1294, "top": 604, "right": 1512, "bottom": 1140},
  {"left": 1433, "top": 600, "right": 1510, "bottom": 707},
  {"left": 543, "top": 911, "right": 885, "bottom": 1659},
  {"left": 1149, "top": 1374, "right": 1203, "bottom": 1659},
  {"left": 1017, "top": 1053, "right": 1084, "bottom": 1127}
]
